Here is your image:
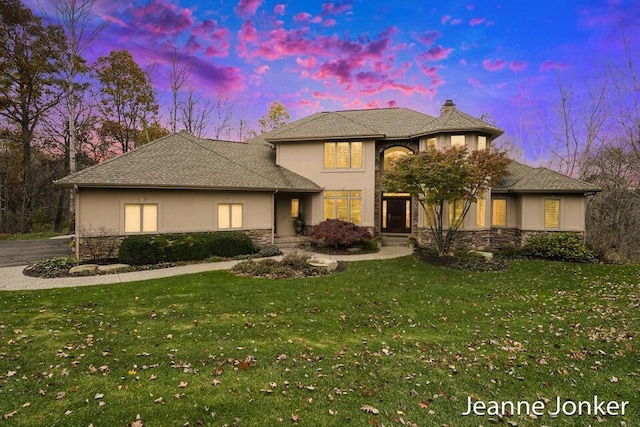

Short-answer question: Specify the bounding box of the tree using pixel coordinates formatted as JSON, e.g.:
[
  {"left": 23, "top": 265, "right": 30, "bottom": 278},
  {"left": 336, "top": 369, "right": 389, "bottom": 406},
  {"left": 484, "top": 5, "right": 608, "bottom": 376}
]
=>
[
  {"left": 45, "top": 0, "right": 105, "bottom": 231},
  {"left": 94, "top": 50, "right": 158, "bottom": 154},
  {"left": 168, "top": 50, "right": 189, "bottom": 134},
  {"left": 258, "top": 100, "right": 290, "bottom": 133},
  {"left": 179, "top": 87, "right": 214, "bottom": 138},
  {"left": 0, "top": 0, "right": 66, "bottom": 231},
  {"left": 384, "top": 147, "right": 510, "bottom": 256}
]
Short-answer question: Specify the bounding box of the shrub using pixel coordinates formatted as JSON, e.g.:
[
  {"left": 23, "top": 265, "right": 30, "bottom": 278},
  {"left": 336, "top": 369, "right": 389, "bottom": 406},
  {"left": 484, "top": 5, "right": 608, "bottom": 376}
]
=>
[
  {"left": 310, "top": 219, "right": 372, "bottom": 248},
  {"left": 23, "top": 257, "right": 79, "bottom": 278},
  {"left": 256, "top": 244, "right": 283, "bottom": 257},
  {"left": 118, "top": 231, "right": 256, "bottom": 265},
  {"left": 520, "top": 233, "right": 597, "bottom": 263},
  {"left": 232, "top": 252, "right": 329, "bottom": 279}
]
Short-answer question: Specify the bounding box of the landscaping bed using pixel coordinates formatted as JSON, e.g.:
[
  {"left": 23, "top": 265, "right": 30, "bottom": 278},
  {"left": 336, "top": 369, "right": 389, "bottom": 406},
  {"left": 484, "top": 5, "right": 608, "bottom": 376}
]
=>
[{"left": 414, "top": 247, "right": 509, "bottom": 271}]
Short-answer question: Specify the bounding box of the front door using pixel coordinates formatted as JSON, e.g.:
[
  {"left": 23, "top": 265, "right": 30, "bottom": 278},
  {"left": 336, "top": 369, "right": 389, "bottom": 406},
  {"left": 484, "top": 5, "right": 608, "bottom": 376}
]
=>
[{"left": 382, "top": 196, "right": 411, "bottom": 233}]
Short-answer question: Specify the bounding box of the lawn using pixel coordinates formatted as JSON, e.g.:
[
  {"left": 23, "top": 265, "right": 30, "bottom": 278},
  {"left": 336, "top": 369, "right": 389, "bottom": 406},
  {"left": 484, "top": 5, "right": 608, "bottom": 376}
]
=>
[{"left": 0, "top": 256, "right": 638, "bottom": 426}]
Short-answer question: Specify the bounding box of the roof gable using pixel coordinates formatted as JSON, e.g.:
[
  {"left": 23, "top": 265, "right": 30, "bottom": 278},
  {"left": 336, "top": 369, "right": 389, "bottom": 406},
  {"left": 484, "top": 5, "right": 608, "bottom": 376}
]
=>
[{"left": 55, "top": 132, "right": 321, "bottom": 192}]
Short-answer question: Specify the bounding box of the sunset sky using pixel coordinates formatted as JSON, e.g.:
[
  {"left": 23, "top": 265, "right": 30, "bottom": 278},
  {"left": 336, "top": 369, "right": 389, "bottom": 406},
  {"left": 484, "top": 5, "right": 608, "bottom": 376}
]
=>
[{"left": 29, "top": 0, "right": 640, "bottom": 156}]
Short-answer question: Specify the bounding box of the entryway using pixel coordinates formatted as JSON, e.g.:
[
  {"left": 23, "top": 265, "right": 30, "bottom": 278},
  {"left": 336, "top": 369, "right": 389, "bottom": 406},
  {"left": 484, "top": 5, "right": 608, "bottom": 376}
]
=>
[{"left": 381, "top": 194, "right": 411, "bottom": 234}]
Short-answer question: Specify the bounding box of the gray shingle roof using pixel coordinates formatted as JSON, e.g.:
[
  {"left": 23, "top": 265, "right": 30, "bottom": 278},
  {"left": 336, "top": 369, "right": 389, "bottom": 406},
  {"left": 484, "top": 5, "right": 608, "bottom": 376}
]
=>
[
  {"left": 413, "top": 104, "right": 503, "bottom": 136},
  {"left": 55, "top": 132, "right": 321, "bottom": 192},
  {"left": 256, "top": 103, "right": 503, "bottom": 143},
  {"left": 494, "top": 161, "right": 601, "bottom": 193}
]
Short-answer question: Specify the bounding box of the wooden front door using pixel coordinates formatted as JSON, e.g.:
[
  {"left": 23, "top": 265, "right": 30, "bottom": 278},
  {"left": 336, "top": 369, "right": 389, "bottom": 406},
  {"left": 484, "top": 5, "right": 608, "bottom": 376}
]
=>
[{"left": 382, "top": 196, "right": 411, "bottom": 233}]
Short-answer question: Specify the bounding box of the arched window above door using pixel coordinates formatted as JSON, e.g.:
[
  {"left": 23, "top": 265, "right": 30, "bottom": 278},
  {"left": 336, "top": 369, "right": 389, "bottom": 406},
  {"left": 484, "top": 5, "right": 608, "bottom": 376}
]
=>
[{"left": 383, "top": 146, "right": 412, "bottom": 171}]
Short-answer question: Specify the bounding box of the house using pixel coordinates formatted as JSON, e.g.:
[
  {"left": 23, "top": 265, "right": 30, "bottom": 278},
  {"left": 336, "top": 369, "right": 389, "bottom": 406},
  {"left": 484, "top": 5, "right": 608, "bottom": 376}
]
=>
[{"left": 55, "top": 100, "right": 600, "bottom": 257}]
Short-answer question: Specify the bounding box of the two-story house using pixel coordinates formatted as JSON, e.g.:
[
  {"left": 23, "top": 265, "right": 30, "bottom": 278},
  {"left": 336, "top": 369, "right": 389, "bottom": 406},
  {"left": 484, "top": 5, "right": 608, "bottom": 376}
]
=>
[{"left": 56, "top": 100, "right": 600, "bottom": 257}]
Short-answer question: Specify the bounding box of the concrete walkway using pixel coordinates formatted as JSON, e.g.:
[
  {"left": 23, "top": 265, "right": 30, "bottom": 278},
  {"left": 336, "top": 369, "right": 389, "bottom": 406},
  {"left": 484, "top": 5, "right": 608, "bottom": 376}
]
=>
[{"left": 0, "top": 246, "right": 413, "bottom": 291}]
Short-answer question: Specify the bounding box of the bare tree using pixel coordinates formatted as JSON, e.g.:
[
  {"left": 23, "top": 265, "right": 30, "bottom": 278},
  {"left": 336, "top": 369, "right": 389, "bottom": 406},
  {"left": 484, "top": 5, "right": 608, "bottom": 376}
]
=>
[
  {"left": 179, "top": 88, "right": 214, "bottom": 138},
  {"left": 538, "top": 71, "right": 608, "bottom": 177},
  {"left": 168, "top": 50, "right": 190, "bottom": 134},
  {"left": 212, "top": 95, "right": 233, "bottom": 140}
]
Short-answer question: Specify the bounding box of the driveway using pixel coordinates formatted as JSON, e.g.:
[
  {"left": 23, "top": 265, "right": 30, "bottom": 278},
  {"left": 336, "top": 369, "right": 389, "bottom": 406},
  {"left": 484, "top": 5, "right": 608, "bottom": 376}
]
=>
[{"left": 0, "top": 237, "right": 73, "bottom": 267}]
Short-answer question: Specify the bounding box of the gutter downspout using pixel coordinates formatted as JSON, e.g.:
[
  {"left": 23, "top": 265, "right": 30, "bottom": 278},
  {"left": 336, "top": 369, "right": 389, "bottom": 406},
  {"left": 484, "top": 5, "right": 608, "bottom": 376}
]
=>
[
  {"left": 271, "top": 189, "right": 278, "bottom": 245},
  {"left": 74, "top": 185, "right": 80, "bottom": 259}
]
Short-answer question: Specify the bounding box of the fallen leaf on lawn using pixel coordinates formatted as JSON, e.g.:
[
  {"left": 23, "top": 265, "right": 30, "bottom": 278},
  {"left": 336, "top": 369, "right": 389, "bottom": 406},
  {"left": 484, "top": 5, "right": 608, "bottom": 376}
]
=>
[
  {"left": 610, "top": 376, "right": 619, "bottom": 383},
  {"left": 419, "top": 401, "right": 430, "bottom": 409},
  {"left": 55, "top": 392, "right": 66, "bottom": 400},
  {"left": 3, "top": 411, "right": 18, "bottom": 420},
  {"left": 154, "top": 397, "right": 163, "bottom": 404},
  {"left": 328, "top": 409, "right": 337, "bottom": 416},
  {"left": 361, "top": 405, "right": 380, "bottom": 415},
  {"left": 211, "top": 379, "right": 221, "bottom": 386},
  {"left": 95, "top": 393, "right": 104, "bottom": 400},
  {"left": 99, "top": 401, "right": 106, "bottom": 407},
  {"left": 178, "top": 381, "right": 188, "bottom": 388},
  {"left": 149, "top": 374, "right": 157, "bottom": 380},
  {"left": 21, "top": 402, "right": 30, "bottom": 408},
  {"left": 129, "top": 414, "right": 143, "bottom": 427},
  {"left": 291, "top": 413, "right": 300, "bottom": 422}
]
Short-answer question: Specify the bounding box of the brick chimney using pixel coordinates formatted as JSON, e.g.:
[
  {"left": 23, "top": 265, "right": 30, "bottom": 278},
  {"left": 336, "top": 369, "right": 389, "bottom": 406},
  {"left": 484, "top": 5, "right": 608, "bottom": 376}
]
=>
[{"left": 440, "top": 99, "right": 455, "bottom": 114}]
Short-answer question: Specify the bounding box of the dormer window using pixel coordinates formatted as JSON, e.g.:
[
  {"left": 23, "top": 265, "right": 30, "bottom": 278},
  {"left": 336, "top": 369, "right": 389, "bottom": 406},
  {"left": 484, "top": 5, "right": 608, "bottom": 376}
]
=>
[{"left": 451, "top": 135, "right": 465, "bottom": 149}]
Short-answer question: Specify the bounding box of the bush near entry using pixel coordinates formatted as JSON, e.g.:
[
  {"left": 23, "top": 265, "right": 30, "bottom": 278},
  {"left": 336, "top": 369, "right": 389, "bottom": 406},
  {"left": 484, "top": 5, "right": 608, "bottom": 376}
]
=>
[
  {"left": 309, "top": 219, "right": 372, "bottom": 248},
  {"left": 118, "top": 231, "right": 256, "bottom": 265}
]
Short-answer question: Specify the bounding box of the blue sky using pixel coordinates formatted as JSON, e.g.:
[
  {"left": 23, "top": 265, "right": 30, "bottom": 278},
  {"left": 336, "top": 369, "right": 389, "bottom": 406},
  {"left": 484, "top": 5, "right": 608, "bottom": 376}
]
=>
[{"left": 29, "top": 0, "right": 640, "bottom": 156}]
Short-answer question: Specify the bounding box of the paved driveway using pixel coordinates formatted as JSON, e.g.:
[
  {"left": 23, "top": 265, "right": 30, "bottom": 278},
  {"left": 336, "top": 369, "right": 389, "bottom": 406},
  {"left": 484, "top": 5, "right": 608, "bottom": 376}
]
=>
[{"left": 0, "top": 237, "right": 72, "bottom": 267}]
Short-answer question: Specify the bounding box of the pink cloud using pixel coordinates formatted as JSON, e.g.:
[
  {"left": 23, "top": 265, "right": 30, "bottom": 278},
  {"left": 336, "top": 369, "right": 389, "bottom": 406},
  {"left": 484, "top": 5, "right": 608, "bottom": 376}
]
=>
[
  {"left": 128, "top": 0, "right": 194, "bottom": 36},
  {"left": 294, "top": 12, "right": 312, "bottom": 21},
  {"left": 236, "top": 0, "right": 262, "bottom": 17},
  {"left": 450, "top": 18, "right": 463, "bottom": 25},
  {"left": 321, "top": 2, "right": 352, "bottom": 16},
  {"left": 470, "top": 17, "right": 485, "bottom": 26},
  {"left": 483, "top": 58, "right": 506, "bottom": 71},
  {"left": 539, "top": 60, "right": 570, "bottom": 71},
  {"left": 420, "top": 45, "right": 454, "bottom": 61},
  {"left": 296, "top": 57, "right": 317, "bottom": 69},
  {"left": 256, "top": 65, "right": 270, "bottom": 74},
  {"left": 468, "top": 77, "right": 484, "bottom": 88},
  {"left": 274, "top": 4, "right": 285, "bottom": 15},
  {"left": 459, "top": 58, "right": 467, "bottom": 66},
  {"left": 509, "top": 61, "right": 528, "bottom": 72},
  {"left": 441, "top": 15, "right": 451, "bottom": 24},
  {"left": 466, "top": 4, "right": 475, "bottom": 10},
  {"left": 419, "top": 30, "right": 440, "bottom": 46},
  {"left": 323, "top": 19, "right": 337, "bottom": 27}
]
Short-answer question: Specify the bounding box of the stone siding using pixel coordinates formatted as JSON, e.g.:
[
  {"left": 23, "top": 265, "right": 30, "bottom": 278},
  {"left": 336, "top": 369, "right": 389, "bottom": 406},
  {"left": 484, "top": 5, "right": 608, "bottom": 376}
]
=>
[{"left": 416, "top": 228, "right": 491, "bottom": 251}]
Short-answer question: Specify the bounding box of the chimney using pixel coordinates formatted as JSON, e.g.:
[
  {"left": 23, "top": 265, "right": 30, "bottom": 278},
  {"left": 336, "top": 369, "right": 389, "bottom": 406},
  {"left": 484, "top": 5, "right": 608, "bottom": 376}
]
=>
[{"left": 441, "top": 99, "right": 455, "bottom": 114}]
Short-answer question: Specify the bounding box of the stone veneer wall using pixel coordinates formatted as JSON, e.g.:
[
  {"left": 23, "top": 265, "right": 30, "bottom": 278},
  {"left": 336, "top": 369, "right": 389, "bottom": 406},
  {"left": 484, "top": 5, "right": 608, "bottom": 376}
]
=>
[
  {"left": 374, "top": 140, "right": 420, "bottom": 235},
  {"left": 416, "top": 228, "right": 491, "bottom": 250},
  {"left": 415, "top": 228, "right": 587, "bottom": 252},
  {"left": 77, "top": 229, "right": 274, "bottom": 260}
]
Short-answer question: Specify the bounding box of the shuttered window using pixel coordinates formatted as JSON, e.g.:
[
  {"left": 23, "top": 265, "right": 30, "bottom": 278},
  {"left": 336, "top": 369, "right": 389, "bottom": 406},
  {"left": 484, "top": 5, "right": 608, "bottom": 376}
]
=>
[{"left": 544, "top": 199, "right": 560, "bottom": 228}]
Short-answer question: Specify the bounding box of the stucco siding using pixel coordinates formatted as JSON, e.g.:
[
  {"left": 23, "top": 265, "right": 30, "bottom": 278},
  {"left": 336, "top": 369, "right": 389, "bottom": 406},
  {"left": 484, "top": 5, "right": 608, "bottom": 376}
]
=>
[
  {"left": 77, "top": 188, "right": 273, "bottom": 235},
  {"left": 276, "top": 141, "right": 376, "bottom": 227},
  {"left": 520, "top": 194, "right": 585, "bottom": 231}
]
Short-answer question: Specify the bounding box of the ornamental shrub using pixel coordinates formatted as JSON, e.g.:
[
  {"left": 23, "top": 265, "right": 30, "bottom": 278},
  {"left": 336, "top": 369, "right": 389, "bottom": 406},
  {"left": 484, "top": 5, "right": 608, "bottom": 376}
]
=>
[
  {"left": 118, "top": 231, "right": 256, "bottom": 265},
  {"left": 519, "top": 232, "right": 596, "bottom": 263},
  {"left": 23, "top": 257, "right": 79, "bottom": 278},
  {"left": 309, "top": 219, "right": 372, "bottom": 248}
]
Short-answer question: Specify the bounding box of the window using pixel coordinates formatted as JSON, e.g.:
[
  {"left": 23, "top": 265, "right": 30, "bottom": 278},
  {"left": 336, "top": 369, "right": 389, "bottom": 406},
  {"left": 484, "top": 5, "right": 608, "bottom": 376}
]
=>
[
  {"left": 218, "top": 203, "right": 243, "bottom": 229},
  {"left": 449, "top": 199, "right": 464, "bottom": 228},
  {"left": 291, "top": 199, "right": 300, "bottom": 218},
  {"left": 323, "top": 190, "right": 361, "bottom": 224},
  {"left": 426, "top": 137, "right": 436, "bottom": 150},
  {"left": 324, "top": 142, "right": 362, "bottom": 169},
  {"left": 451, "top": 135, "right": 465, "bottom": 149},
  {"left": 492, "top": 199, "right": 507, "bottom": 226},
  {"left": 383, "top": 146, "right": 411, "bottom": 171},
  {"left": 478, "top": 136, "right": 487, "bottom": 151},
  {"left": 544, "top": 199, "right": 560, "bottom": 228},
  {"left": 476, "top": 193, "right": 486, "bottom": 227},
  {"left": 124, "top": 204, "right": 158, "bottom": 233}
]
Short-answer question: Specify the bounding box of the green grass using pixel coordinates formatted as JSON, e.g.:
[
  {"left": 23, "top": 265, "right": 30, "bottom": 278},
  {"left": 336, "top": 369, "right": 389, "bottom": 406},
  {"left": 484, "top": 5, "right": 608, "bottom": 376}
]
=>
[
  {"left": 0, "top": 257, "right": 638, "bottom": 426},
  {"left": 0, "top": 231, "right": 66, "bottom": 241}
]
